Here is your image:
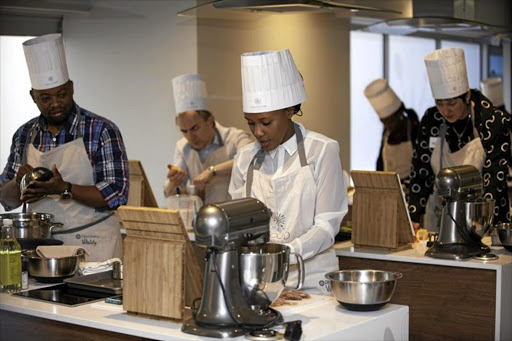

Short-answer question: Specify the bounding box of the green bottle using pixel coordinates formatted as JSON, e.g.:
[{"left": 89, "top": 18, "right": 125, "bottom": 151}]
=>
[{"left": 0, "top": 218, "right": 22, "bottom": 293}]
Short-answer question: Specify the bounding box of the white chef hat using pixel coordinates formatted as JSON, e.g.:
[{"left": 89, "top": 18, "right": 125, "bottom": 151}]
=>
[
  {"left": 23, "top": 34, "right": 69, "bottom": 90},
  {"left": 172, "top": 73, "right": 208, "bottom": 115},
  {"left": 241, "top": 49, "right": 307, "bottom": 114},
  {"left": 480, "top": 77, "right": 504, "bottom": 107},
  {"left": 364, "top": 78, "right": 402, "bottom": 119},
  {"left": 424, "top": 47, "right": 468, "bottom": 100}
]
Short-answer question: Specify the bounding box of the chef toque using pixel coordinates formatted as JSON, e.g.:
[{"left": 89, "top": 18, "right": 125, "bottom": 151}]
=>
[
  {"left": 23, "top": 34, "right": 69, "bottom": 90},
  {"left": 241, "top": 49, "right": 307, "bottom": 113},
  {"left": 364, "top": 78, "right": 402, "bottom": 119},
  {"left": 480, "top": 77, "right": 504, "bottom": 107},
  {"left": 424, "top": 47, "right": 468, "bottom": 100},
  {"left": 172, "top": 74, "right": 208, "bottom": 115}
]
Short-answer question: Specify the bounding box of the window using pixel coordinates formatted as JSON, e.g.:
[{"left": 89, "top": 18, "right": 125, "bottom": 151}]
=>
[
  {"left": 350, "top": 33, "right": 484, "bottom": 174},
  {"left": 0, "top": 35, "right": 36, "bottom": 213}
]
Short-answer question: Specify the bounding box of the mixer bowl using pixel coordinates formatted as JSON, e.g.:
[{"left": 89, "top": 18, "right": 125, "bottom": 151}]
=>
[
  {"left": 239, "top": 243, "right": 303, "bottom": 310},
  {"left": 495, "top": 223, "right": 512, "bottom": 252},
  {"left": 465, "top": 198, "right": 495, "bottom": 240}
]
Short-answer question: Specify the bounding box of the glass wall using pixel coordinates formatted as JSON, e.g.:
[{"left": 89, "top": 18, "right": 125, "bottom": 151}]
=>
[
  {"left": 0, "top": 36, "right": 36, "bottom": 213},
  {"left": 350, "top": 31, "right": 384, "bottom": 173},
  {"left": 441, "top": 40, "right": 481, "bottom": 89},
  {"left": 388, "top": 35, "right": 436, "bottom": 118}
]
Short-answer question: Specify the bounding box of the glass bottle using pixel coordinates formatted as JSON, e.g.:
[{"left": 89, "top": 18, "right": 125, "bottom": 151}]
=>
[{"left": 0, "top": 218, "right": 22, "bottom": 293}]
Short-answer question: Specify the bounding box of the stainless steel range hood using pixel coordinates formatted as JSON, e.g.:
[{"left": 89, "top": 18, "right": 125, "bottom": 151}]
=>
[
  {"left": 178, "top": 0, "right": 401, "bottom": 18},
  {"left": 363, "top": 0, "right": 511, "bottom": 40}
]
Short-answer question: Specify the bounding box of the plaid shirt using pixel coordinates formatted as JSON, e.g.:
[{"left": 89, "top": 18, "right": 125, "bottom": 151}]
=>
[{"left": 0, "top": 103, "right": 129, "bottom": 211}]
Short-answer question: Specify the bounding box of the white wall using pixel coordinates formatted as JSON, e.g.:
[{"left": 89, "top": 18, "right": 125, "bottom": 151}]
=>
[{"left": 62, "top": 1, "right": 198, "bottom": 207}]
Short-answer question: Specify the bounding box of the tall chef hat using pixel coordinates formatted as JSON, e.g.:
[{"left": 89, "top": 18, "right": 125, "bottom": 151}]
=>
[
  {"left": 172, "top": 73, "right": 208, "bottom": 114},
  {"left": 480, "top": 77, "right": 504, "bottom": 107},
  {"left": 364, "top": 78, "right": 402, "bottom": 119},
  {"left": 241, "top": 49, "right": 307, "bottom": 113},
  {"left": 424, "top": 47, "right": 468, "bottom": 100},
  {"left": 23, "top": 34, "right": 69, "bottom": 90}
]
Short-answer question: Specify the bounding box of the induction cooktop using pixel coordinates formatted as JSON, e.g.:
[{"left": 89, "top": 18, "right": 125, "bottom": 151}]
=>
[{"left": 14, "top": 284, "right": 115, "bottom": 307}]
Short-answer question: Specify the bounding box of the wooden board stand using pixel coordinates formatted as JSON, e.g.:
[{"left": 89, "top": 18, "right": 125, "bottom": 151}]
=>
[
  {"left": 117, "top": 206, "right": 203, "bottom": 321},
  {"left": 126, "top": 160, "right": 158, "bottom": 207},
  {"left": 350, "top": 170, "right": 414, "bottom": 250}
]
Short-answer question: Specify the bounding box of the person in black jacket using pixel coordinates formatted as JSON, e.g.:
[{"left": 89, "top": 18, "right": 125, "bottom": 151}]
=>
[{"left": 408, "top": 48, "right": 511, "bottom": 232}]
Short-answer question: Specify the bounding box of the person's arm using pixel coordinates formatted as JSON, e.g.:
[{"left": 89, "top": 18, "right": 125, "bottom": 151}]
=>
[
  {"left": 285, "top": 140, "right": 348, "bottom": 261},
  {"left": 479, "top": 102, "right": 511, "bottom": 224},
  {"left": 20, "top": 164, "right": 108, "bottom": 208},
  {"left": 228, "top": 148, "right": 250, "bottom": 200},
  {"left": 192, "top": 159, "right": 234, "bottom": 192},
  {"left": 164, "top": 144, "right": 189, "bottom": 197},
  {"left": 89, "top": 119, "right": 129, "bottom": 210}
]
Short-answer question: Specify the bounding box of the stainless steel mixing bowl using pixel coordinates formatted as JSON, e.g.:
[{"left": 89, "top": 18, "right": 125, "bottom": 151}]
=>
[
  {"left": 23, "top": 249, "right": 84, "bottom": 283},
  {"left": 465, "top": 198, "right": 495, "bottom": 240},
  {"left": 495, "top": 223, "right": 512, "bottom": 252},
  {"left": 325, "top": 269, "right": 402, "bottom": 311},
  {"left": 239, "top": 243, "right": 304, "bottom": 310}
]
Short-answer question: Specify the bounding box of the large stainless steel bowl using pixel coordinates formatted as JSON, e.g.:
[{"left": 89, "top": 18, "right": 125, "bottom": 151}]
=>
[
  {"left": 495, "top": 223, "right": 512, "bottom": 252},
  {"left": 465, "top": 198, "right": 495, "bottom": 240},
  {"left": 325, "top": 270, "right": 402, "bottom": 311},
  {"left": 239, "top": 243, "right": 304, "bottom": 310},
  {"left": 23, "top": 250, "right": 83, "bottom": 283}
]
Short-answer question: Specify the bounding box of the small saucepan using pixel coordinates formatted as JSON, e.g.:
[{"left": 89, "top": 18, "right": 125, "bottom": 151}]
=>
[
  {"left": 23, "top": 250, "right": 85, "bottom": 283},
  {"left": 0, "top": 212, "right": 63, "bottom": 239}
]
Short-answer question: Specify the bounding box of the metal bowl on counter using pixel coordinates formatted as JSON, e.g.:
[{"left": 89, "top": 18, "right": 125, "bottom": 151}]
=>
[
  {"left": 495, "top": 223, "right": 512, "bottom": 252},
  {"left": 23, "top": 250, "right": 84, "bottom": 283},
  {"left": 325, "top": 270, "right": 402, "bottom": 311}
]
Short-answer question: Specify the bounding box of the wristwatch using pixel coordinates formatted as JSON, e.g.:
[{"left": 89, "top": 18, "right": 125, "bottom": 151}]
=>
[
  {"left": 61, "top": 182, "right": 73, "bottom": 200},
  {"left": 208, "top": 166, "right": 216, "bottom": 176}
]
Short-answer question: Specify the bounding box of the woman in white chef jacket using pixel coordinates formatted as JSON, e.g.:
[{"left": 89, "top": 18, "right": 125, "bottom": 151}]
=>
[{"left": 229, "top": 49, "right": 348, "bottom": 295}]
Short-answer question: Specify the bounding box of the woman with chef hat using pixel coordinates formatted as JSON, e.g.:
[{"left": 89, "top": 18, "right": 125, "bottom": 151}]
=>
[
  {"left": 364, "top": 78, "right": 419, "bottom": 181},
  {"left": 229, "top": 49, "right": 348, "bottom": 295},
  {"left": 408, "top": 48, "right": 511, "bottom": 231}
]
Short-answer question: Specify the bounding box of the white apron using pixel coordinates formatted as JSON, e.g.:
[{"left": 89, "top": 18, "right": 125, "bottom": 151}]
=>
[
  {"left": 185, "top": 129, "right": 231, "bottom": 204},
  {"left": 23, "top": 109, "right": 122, "bottom": 262},
  {"left": 246, "top": 124, "right": 338, "bottom": 295},
  {"left": 382, "top": 119, "right": 413, "bottom": 180},
  {"left": 424, "top": 108, "right": 485, "bottom": 231}
]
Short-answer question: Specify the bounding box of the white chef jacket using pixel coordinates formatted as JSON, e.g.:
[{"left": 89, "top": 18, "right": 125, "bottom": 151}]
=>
[
  {"left": 172, "top": 121, "right": 252, "bottom": 204},
  {"left": 229, "top": 122, "right": 348, "bottom": 262}
]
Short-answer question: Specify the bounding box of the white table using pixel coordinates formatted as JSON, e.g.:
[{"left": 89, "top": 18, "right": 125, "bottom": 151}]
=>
[{"left": 0, "top": 285, "right": 409, "bottom": 340}]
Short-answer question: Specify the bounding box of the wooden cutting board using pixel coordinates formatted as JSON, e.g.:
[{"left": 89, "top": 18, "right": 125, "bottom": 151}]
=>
[
  {"left": 126, "top": 160, "right": 158, "bottom": 207},
  {"left": 350, "top": 170, "right": 414, "bottom": 250},
  {"left": 117, "top": 206, "right": 203, "bottom": 321}
]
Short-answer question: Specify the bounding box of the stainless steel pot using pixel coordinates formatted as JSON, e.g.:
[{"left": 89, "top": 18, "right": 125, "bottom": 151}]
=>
[
  {"left": 0, "top": 212, "right": 63, "bottom": 239},
  {"left": 325, "top": 269, "right": 402, "bottom": 311},
  {"left": 239, "top": 243, "right": 304, "bottom": 310},
  {"left": 23, "top": 250, "right": 84, "bottom": 283}
]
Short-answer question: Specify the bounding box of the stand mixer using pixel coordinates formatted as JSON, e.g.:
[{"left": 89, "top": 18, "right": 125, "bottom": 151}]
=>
[
  {"left": 182, "top": 198, "right": 284, "bottom": 338},
  {"left": 425, "top": 165, "right": 496, "bottom": 260}
]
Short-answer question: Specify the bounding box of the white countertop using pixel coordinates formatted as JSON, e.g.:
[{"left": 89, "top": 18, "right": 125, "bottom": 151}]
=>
[
  {"left": 335, "top": 237, "right": 512, "bottom": 270},
  {"left": 0, "top": 283, "right": 409, "bottom": 341}
]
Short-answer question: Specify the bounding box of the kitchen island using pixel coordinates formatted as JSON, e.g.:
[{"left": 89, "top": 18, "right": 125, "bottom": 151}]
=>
[
  {"left": 335, "top": 239, "right": 512, "bottom": 341},
  {"left": 0, "top": 283, "right": 409, "bottom": 341}
]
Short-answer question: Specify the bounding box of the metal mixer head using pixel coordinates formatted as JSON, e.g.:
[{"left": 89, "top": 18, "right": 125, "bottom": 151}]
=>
[
  {"left": 193, "top": 197, "right": 271, "bottom": 249},
  {"left": 436, "top": 165, "right": 482, "bottom": 201}
]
